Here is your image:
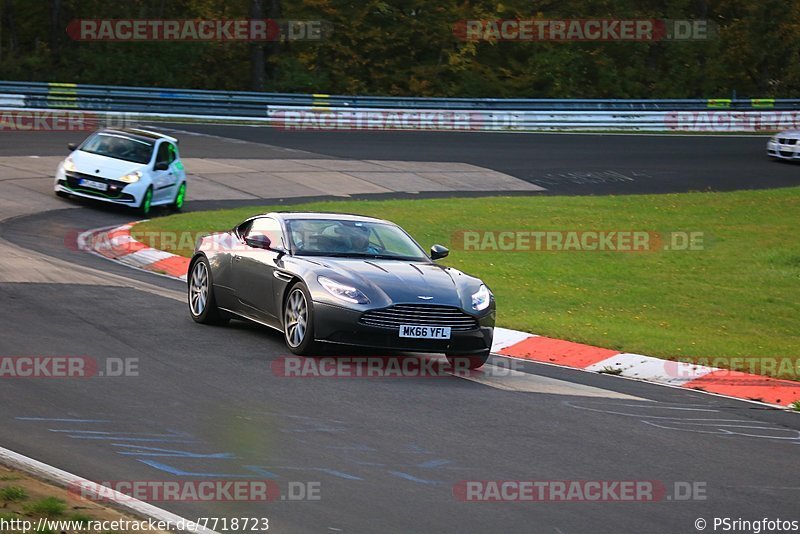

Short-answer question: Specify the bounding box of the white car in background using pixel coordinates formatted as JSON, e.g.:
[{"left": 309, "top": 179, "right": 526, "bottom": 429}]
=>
[
  {"left": 54, "top": 128, "right": 187, "bottom": 214},
  {"left": 767, "top": 130, "right": 800, "bottom": 161}
]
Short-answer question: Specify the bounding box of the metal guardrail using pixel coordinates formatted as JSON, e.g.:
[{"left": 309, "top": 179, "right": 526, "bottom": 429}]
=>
[
  {"left": 0, "top": 80, "right": 797, "bottom": 114},
  {"left": 0, "top": 81, "right": 797, "bottom": 132}
]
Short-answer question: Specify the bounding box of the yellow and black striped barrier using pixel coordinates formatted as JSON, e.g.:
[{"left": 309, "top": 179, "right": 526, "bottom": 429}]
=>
[
  {"left": 47, "top": 82, "right": 78, "bottom": 109},
  {"left": 751, "top": 98, "right": 775, "bottom": 108},
  {"left": 311, "top": 93, "right": 331, "bottom": 110},
  {"left": 706, "top": 98, "right": 731, "bottom": 109}
]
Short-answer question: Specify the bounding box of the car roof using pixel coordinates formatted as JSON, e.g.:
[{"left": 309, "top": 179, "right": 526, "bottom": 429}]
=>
[
  {"left": 100, "top": 128, "right": 179, "bottom": 144},
  {"left": 257, "top": 212, "right": 394, "bottom": 225}
]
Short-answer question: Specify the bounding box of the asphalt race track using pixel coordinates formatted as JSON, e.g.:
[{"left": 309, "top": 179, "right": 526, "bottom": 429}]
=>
[
  {"left": 158, "top": 125, "right": 800, "bottom": 195},
  {"left": 2, "top": 126, "right": 799, "bottom": 195},
  {"left": 1, "top": 127, "right": 799, "bottom": 534}
]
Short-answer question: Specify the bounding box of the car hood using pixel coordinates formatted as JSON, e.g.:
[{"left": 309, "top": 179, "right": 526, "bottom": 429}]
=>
[
  {"left": 315, "top": 258, "right": 476, "bottom": 308},
  {"left": 68, "top": 150, "right": 147, "bottom": 180},
  {"left": 775, "top": 130, "right": 800, "bottom": 138}
]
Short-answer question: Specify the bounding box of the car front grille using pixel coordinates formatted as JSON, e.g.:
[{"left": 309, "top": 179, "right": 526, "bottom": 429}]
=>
[
  {"left": 360, "top": 304, "right": 479, "bottom": 331},
  {"left": 778, "top": 138, "right": 798, "bottom": 145},
  {"left": 65, "top": 171, "right": 128, "bottom": 198}
]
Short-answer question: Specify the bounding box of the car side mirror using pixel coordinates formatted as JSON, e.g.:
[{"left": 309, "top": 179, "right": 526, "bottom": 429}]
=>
[
  {"left": 245, "top": 235, "right": 272, "bottom": 250},
  {"left": 154, "top": 161, "right": 170, "bottom": 171},
  {"left": 430, "top": 244, "right": 449, "bottom": 260},
  {"left": 67, "top": 143, "right": 77, "bottom": 152}
]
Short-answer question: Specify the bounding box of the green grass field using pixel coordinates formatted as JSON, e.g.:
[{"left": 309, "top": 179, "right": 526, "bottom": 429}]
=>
[{"left": 135, "top": 187, "right": 800, "bottom": 377}]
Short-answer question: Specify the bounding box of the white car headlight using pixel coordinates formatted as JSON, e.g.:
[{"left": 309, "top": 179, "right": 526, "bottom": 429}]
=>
[
  {"left": 318, "top": 276, "right": 370, "bottom": 304},
  {"left": 118, "top": 171, "right": 142, "bottom": 184},
  {"left": 471, "top": 284, "right": 491, "bottom": 311},
  {"left": 63, "top": 158, "right": 76, "bottom": 173}
]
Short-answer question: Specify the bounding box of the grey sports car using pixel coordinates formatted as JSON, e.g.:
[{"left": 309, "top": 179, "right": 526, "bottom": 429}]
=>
[{"left": 187, "top": 212, "right": 495, "bottom": 369}]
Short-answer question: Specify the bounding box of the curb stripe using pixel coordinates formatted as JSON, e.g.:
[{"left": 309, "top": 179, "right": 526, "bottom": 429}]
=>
[
  {"left": 682, "top": 371, "right": 800, "bottom": 406},
  {"left": 123, "top": 248, "right": 178, "bottom": 267},
  {"left": 150, "top": 255, "right": 191, "bottom": 278},
  {"left": 499, "top": 336, "right": 620, "bottom": 368},
  {"left": 585, "top": 353, "right": 718, "bottom": 386},
  {"left": 83, "top": 222, "right": 191, "bottom": 281},
  {"left": 491, "top": 327, "right": 536, "bottom": 352}
]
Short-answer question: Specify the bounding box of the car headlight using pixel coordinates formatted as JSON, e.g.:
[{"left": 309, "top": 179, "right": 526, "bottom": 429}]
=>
[
  {"left": 318, "top": 276, "right": 370, "bottom": 304},
  {"left": 63, "top": 158, "right": 76, "bottom": 173},
  {"left": 118, "top": 171, "right": 142, "bottom": 184},
  {"left": 471, "top": 284, "right": 491, "bottom": 311}
]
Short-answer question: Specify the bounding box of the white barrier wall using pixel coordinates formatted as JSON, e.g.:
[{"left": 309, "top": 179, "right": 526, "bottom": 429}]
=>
[{"left": 267, "top": 106, "right": 800, "bottom": 132}]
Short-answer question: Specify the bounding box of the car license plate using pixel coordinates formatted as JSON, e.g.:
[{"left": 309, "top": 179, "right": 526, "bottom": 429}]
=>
[
  {"left": 79, "top": 178, "right": 108, "bottom": 191},
  {"left": 399, "top": 325, "right": 451, "bottom": 339}
]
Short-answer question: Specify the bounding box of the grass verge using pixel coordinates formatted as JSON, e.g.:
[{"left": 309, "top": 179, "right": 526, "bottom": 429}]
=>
[
  {"left": 134, "top": 187, "right": 800, "bottom": 378},
  {"left": 0, "top": 464, "right": 168, "bottom": 533}
]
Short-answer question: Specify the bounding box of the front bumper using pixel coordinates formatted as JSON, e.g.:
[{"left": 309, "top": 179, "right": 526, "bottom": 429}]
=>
[
  {"left": 767, "top": 141, "right": 800, "bottom": 160},
  {"left": 54, "top": 171, "right": 141, "bottom": 205},
  {"left": 313, "top": 302, "right": 495, "bottom": 355}
]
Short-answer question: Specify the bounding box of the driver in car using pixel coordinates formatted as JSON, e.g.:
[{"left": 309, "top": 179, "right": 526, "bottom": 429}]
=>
[{"left": 346, "top": 225, "right": 382, "bottom": 255}]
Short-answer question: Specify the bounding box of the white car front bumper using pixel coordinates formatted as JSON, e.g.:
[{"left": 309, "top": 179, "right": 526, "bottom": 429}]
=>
[
  {"left": 54, "top": 164, "right": 148, "bottom": 206},
  {"left": 767, "top": 139, "right": 800, "bottom": 160}
]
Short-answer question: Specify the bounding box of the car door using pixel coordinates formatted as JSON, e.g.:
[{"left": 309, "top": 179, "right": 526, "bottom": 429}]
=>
[
  {"left": 232, "top": 217, "right": 285, "bottom": 323},
  {"left": 151, "top": 141, "right": 179, "bottom": 203}
]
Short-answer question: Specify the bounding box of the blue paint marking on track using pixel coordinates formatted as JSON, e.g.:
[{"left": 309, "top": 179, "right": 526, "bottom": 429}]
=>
[
  {"left": 137, "top": 460, "right": 256, "bottom": 478},
  {"left": 48, "top": 430, "right": 115, "bottom": 434},
  {"left": 16, "top": 417, "right": 110, "bottom": 422},
  {"left": 113, "top": 444, "right": 236, "bottom": 459},
  {"left": 387, "top": 471, "right": 441, "bottom": 485},
  {"left": 17, "top": 415, "right": 456, "bottom": 485},
  {"left": 67, "top": 436, "right": 200, "bottom": 443},
  {"left": 49, "top": 430, "right": 194, "bottom": 437},
  {"left": 246, "top": 466, "right": 363, "bottom": 481},
  {"left": 416, "top": 459, "right": 452, "bottom": 469},
  {"left": 240, "top": 466, "right": 280, "bottom": 479}
]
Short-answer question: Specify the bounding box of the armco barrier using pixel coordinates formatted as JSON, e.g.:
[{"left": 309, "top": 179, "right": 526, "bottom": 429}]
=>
[{"left": 0, "top": 81, "right": 797, "bottom": 131}]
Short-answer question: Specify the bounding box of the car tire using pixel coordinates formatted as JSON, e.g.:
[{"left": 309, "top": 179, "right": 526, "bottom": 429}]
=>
[
  {"left": 188, "top": 256, "right": 229, "bottom": 326},
  {"left": 139, "top": 186, "right": 153, "bottom": 216},
  {"left": 283, "top": 282, "right": 317, "bottom": 355},
  {"left": 446, "top": 351, "right": 489, "bottom": 371},
  {"left": 171, "top": 182, "right": 186, "bottom": 212}
]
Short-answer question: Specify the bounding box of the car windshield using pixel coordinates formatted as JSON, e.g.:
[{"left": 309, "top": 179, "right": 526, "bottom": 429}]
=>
[
  {"left": 286, "top": 218, "right": 428, "bottom": 261},
  {"left": 79, "top": 132, "right": 154, "bottom": 164}
]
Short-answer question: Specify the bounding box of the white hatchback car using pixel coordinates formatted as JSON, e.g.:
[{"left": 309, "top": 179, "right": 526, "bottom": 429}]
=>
[
  {"left": 54, "top": 128, "right": 187, "bottom": 214},
  {"left": 767, "top": 130, "right": 800, "bottom": 161}
]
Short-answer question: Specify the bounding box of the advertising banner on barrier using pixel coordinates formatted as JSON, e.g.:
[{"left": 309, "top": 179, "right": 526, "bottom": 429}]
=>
[{"left": 664, "top": 111, "right": 800, "bottom": 132}]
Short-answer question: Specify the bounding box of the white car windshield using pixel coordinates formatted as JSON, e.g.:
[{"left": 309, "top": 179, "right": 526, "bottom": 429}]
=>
[
  {"left": 79, "top": 133, "right": 154, "bottom": 164},
  {"left": 286, "top": 218, "right": 428, "bottom": 260}
]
